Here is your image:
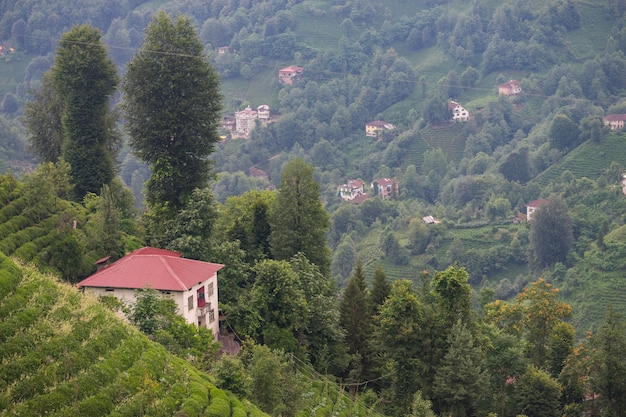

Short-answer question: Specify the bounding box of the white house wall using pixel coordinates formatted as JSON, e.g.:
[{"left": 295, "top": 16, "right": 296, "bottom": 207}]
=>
[{"left": 82, "top": 272, "right": 219, "bottom": 339}]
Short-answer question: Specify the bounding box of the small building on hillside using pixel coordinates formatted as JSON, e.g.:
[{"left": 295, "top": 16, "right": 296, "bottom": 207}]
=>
[
  {"left": 235, "top": 106, "right": 258, "bottom": 136},
  {"left": 77, "top": 247, "right": 224, "bottom": 339},
  {"left": 249, "top": 167, "right": 269, "bottom": 181},
  {"left": 449, "top": 100, "right": 470, "bottom": 122},
  {"left": 278, "top": 66, "right": 303, "bottom": 85},
  {"left": 373, "top": 178, "right": 399, "bottom": 199},
  {"left": 498, "top": 79, "right": 522, "bottom": 96},
  {"left": 365, "top": 120, "right": 395, "bottom": 140},
  {"left": 526, "top": 198, "right": 547, "bottom": 221},
  {"left": 257, "top": 104, "right": 271, "bottom": 122},
  {"left": 338, "top": 179, "right": 365, "bottom": 201},
  {"left": 604, "top": 114, "right": 626, "bottom": 131}
]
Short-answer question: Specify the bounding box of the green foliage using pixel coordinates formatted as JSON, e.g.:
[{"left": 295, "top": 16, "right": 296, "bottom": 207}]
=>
[
  {"left": 242, "top": 343, "right": 308, "bottom": 417},
  {"left": 269, "top": 158, "right": 331, "bottom": 276},
  {"left": 528, "top": 195, "right": 573, "bottom": 270},
  {"left": 123, "top": 11, "right": 222, "bottom": 216},
  {"left": 514, "top": 365, "right": 561, "bottom": 417},
  {"left": 433, "top": 319, "right": 488, "bottom": 417},
  {"left": 0, "top": 258, "right": 268, "bottom": 417},
  {"left": 50, "top": 24, "right": 119, "bottom": 200}
]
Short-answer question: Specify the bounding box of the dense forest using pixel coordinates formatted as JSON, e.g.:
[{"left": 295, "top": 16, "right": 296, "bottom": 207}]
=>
[{"left": 3, "top": 0, "right": 626, "bottom": 416}]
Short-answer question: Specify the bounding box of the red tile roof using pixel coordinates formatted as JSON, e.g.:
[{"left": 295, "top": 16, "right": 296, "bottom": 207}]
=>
[
  {"left": 526, "top": 198, "right": 546, "bottom": 208},
  {"left": 78, "top": 247, "right": 224, "bottom": 292},
  {"left": 605, "top": 114, "right": 626, "bottom": 122}
]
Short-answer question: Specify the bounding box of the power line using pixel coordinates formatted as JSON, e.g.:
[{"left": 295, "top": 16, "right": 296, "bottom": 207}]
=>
[{"left": 9, "top": 32, "right": 618, "bottom": 110}]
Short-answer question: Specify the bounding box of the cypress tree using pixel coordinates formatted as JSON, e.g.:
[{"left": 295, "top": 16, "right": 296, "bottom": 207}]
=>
[{"left": 50, "top": 25, "right": 119, "bottom": 199}]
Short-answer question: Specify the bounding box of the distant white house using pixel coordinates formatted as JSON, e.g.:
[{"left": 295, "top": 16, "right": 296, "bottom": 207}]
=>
[
  {"left": 338, "top": 179, "right": 365, "bottom": 201},
  {"left": 526, "top": 199, "right": 546, "bottom": 221},
  {"left": 449, "top": 100, "right": 470, "bottom": 122},
  {"left": 235, "top": 106, "right": 258, "bottom": 136}
]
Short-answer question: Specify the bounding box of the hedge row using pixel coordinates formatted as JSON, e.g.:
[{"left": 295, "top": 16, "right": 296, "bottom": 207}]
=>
[
  {"left": 0, "top": 196, "right": 29, "bottom": 225},
  {"left": 0, "top": 175, "right": 20, "bottom": 206}
]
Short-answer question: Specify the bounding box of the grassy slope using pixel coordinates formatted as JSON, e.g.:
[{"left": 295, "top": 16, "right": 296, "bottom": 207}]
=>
[
  {"left": 531, "top": 133, "right": 626, "bottom": 187},
  {"left": 0, "top": 254, "right": 268, "bottom": 417}
]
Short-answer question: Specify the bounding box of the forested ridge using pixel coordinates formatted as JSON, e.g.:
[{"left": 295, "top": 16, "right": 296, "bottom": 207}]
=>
[{"left": 2, "top": 0, "right": 626, "bottom": 416}]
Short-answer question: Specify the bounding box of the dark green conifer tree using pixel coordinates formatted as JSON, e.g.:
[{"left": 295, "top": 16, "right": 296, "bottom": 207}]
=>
[
  {"left": 269, "top": 158, "right": 331, "bottom": 276},
  {"left": 50, "top": 25, "right": 119, "bottom": 200},
  {"left": 369, "top": 264, "right": 391, "bottom": 315},
  {"left": 433, "top": 319, "right": 488, "bottom": 417}
]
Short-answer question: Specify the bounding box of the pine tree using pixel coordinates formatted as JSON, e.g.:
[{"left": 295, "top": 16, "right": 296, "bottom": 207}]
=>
[
  {"left": 340, "top": 259, "right": 370, "bottom": 358},
  {"left": 433, "top": 319, "right": 488, "bottom": 416},
  {"left": 369, "top": 264, "right": 391, "bottom": 315},
  {"left": 123, "top": 11, "right": 222, "bottom": 218},
  {"left": 269, "top": 158, "right": 331, "bottom": 276}
]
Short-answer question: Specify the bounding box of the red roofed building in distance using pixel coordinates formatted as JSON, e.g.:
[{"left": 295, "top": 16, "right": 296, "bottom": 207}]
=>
[
  {"left": 77, "top": 247, "right": 224, "bottom": 338},
  {"left": 338, "top": 179, "right": 365, "bottom": 201},
  {"left": 373, "top": 178, "right": 399, "bottom": 199},
  {"left": 604, "top": 114, "right": 626, "bottom": 131},
  {"left": 526, "top": 198, "right": 547, "bottom": 221},
  {"left": 498, "top": 79, "right": 522, "bottom": 96},
  {"left": 278, "top": 65, "right": 303, "bottom": 85}
]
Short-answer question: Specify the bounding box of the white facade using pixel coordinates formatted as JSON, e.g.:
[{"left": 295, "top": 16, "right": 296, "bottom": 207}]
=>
[{"left": 83, "top": 274, "right": 219, "bottom": 338}]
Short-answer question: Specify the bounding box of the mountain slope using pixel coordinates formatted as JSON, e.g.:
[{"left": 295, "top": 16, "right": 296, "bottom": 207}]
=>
[{"left": 0, "top": 253, "right": 268, "bottom": 417}]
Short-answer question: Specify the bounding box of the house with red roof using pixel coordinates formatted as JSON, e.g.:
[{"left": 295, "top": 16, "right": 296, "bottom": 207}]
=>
[
  {"left": 338, "top": 179, "right": 365, "bottom": 201},
  {"left": 78, "top": 247, "right": 224, "bottom": 338},
  {"left": 604, "top": 114, "right": 626, "bottom": 131},
  {"left": 278, "top": 65, "right": 303, "bottom": 85},
  {"left": 498, "top": 79, "right": 522, "bottom": 96},
  {"left": 373, "top": 178, "right": 399, "bottom": 199}
]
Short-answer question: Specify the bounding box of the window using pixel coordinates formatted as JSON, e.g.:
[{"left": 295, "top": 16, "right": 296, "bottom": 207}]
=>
[
  {"left": 187, "top": 295, "right": 193, "bottom": 311},
  {"left": 207, "top": 282, "right": 214, "bottom": 297},
  {"left": 209, "top": 309, "right": 215, "bottom": 323},
  {"left": 197, "top": 286, "right": 206, "bottom": 308}
]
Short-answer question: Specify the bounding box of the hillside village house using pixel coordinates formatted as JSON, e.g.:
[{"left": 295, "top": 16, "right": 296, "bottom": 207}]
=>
[
  {"left": 235, "top": 106, "right": 258, "bottom": 136},
  {"left": 77, "top": 247, "right": 224, "bottom": 339},
  {"left": 278, "top": 65, "right": 303, "bottom": 85},
  {"left": 526, "top": 198, "right": 546, "bottom": 221},
  {"left": 257, "top": 104, "right": 271, "bottom": 122},
  {"left": 365, "top": 120, "right": 395, "bottom": 140},
  {"left": 498, "top": 79, "right": 522, "bottom": 96},
  {"left": 338, "top": 179, "right": 365, "bottom": 201},
  {"left": 449, "top": 100, "right": 470, "bottom": 122},
  {"left": 373, "top": 178, "right": 399, "bottom": 199},
  {"left": 604, "top": 114, "right": 626, "bottom": 130}
]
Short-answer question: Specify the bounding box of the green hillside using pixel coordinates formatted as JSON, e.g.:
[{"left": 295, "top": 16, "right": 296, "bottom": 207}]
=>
[
  {"left": 532, "top": 133, "right": 626, "bottom": 187},
  {"left": 0, "top": 254, "right": 268, "bottom": 417}
]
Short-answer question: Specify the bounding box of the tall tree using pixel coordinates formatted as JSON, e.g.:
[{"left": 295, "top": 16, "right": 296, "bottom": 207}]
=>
[
  {"left": 431, "top": 264, "right": 473, "bottom": 332},
  {"left": 433, "top": 319, "right": 488, "bottom": 417},
  {"left": 377, "top": 279, "right": 424, "bottom": 416},
  {"left": 369, "top": 264, "right": 391, "bottom": 315},
  {"left": 589, "top": 309, "right": 626, "bottom": 417},
  {"left": 339, "top": 259, "right": 371, "bottom": 380},
  {"left": 269, "top": 158, "right": 331, "bottom": 276},
  {"left": 515, "top": 365, "right": 562, "bottom": 417},
  {"left": 528, "top": 195, "right": 573, "bottom": 270},
  {"left": 50, "top": 25, "right": 119, "bottom": 200},
  {"left": 24, "top": 72, "right": 64, "bottom": 163},
  {"left": 123, "top": 11, "right": 222, "bottom": 219}
]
